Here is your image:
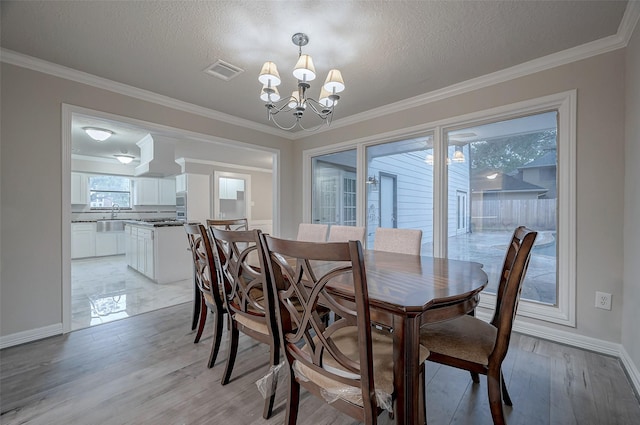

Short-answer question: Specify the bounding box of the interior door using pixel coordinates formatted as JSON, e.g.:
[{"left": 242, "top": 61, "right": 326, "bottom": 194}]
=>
[
  {"left": 214, "top": 171, "right": 251, "bottom": 220},
  {"left": 379, "top": 173, "right": 397, "bottom": 228}
]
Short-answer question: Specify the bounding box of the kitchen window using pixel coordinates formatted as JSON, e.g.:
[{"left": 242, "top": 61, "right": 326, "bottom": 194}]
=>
[{"left": 89, "top": 175, "right": 132, "bottom": 208}]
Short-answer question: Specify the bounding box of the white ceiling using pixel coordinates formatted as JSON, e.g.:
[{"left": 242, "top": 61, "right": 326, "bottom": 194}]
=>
[{"left": 1, "top": 1, "right": 631, "bottom": 165}]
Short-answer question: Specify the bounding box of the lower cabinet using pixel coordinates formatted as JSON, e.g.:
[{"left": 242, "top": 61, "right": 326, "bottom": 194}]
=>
[
  {"left": 71, "top": 223, "right": 96, "bottom": 259},
  {"left": 125, "top": 224, "right": 190, "bottom": 283}
]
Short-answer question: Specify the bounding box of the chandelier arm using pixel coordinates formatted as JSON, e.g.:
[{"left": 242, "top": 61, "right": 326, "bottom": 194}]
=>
[
  {"left": 304, "top": 98, "right": 334, "bottom": 118},
  {"left": 268, "top": 113, "right": 302, "bottom": 131}
]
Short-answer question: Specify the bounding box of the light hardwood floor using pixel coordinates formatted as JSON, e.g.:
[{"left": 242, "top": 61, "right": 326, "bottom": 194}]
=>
[{"left": 1, "top": 302, "right": 638, "bottom": 425}]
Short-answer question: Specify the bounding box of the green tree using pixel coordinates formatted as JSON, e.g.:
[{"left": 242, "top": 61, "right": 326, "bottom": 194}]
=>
[{"left": 470, "top": 130, "right": 556, "bottom": 175}]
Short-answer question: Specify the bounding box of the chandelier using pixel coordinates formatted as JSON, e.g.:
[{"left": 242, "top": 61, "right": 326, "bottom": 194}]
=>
[{"left": 258, "top": 33, "right": 345, "bottom": 131}]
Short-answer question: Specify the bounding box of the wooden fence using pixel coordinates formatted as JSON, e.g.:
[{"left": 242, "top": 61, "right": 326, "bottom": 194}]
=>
[{"left": 471, "top": 198, "right": 556, "bottom": 231}]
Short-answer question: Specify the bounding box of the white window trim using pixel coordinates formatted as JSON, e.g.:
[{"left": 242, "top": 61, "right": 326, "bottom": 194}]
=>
[{"left": 302, "top": 90, "right": 577, "bottom": 327}]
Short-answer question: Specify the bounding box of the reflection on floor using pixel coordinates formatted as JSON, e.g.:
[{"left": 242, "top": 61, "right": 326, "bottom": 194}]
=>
[{"left": 71, "top": 255, "right": 192, "bottom": 331}]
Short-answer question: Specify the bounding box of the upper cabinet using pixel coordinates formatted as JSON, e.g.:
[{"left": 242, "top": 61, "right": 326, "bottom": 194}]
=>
[
  {"left": 71, "top": 172, "right": 88, "bottom": 204},
  {"left": 134, "top": 177, "right": 176, "bottom": 205},
  {"left": 158, "top": 178, "right": 176, "bottom": 204}
]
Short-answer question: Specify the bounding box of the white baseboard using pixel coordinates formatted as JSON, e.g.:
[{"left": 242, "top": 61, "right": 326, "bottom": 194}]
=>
[
  {"left": 621, "top": 346, "right": 640, "bottom": 398},
  {"left": 476, "top": 310, "right": 639, "bottom": 396},
  {"left": 0, "top": 323, "right": 62, "bottom": 350}
]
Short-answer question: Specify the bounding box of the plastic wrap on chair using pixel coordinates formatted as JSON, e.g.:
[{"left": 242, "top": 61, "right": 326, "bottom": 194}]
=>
[
  {"left": 292, "top": 360, "right": 393, "bottom": 413},
  {"left": 256, "top": 361, "right": 284, "bottom": 399}
]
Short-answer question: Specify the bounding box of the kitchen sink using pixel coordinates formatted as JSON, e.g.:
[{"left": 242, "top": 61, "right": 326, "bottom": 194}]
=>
[{"left": 96, "top": 220, "right": 125, "bottom": 232}]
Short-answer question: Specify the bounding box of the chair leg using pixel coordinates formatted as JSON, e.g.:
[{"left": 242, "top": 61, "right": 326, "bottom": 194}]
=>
[
  {"left": 500, "top": 370, "right": 512, "bottom": 406},
  {"left": 221, "top": 320, "right": 239, "bottom": 385},
  {"left": 262, "top": 342, "right": 280, "bottom": 419},
  {"left": 191, "top": 275, "right": 201, "bottom": 330},
  {"left": 419, "top": 363, "right": 427, "bottom": 425},
  {"left": 470, "top": 371, "right": 480, "bottom": 383},
  {"left": 285, "top": 365, "right": 300, "bottom": 425},
  {"left": 193, "top": 298, "right": 207, "bottom": 343},
  {"left": 487, "top": 371, "right": 506, "bottom": 425},
  {"left": 207, "top": 309, "right": 225, "bottom": 368}
]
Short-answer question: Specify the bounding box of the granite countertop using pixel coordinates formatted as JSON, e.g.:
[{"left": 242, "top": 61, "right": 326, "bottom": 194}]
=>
[{"left": 72, "top": 218, "right": 186, "bottom": 228}]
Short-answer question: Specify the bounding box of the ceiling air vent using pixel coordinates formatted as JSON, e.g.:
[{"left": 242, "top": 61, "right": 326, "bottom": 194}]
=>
[{"left": 204, "top": 60, "right": 244, "bottom": 81}]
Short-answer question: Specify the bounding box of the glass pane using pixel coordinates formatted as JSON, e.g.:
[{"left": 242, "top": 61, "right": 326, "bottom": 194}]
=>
[
  {"left": 446, "top": 111, "right": 558, "bottom": 305},
  {"left": 219, "top": 177, "right": 246, "bottom": 219},
  {"left": 365, "top": 134, "right": 434, "bottom": 253},
  {"left": 89, "top": 175, "right": 131, "bottom": 208},
  {"left": 311, "top": 149, "right": 357, "bottom": 225},
  {"left": 89, "top": 175, "right": 130, "bottom": 191}
]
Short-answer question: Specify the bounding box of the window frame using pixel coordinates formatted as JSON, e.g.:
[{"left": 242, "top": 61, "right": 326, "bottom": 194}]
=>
[{"left": 303, "top": 90, "right": 576, "bottom": 327}]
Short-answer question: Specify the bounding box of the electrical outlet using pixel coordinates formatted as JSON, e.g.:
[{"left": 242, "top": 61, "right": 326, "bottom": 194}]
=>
[{"left": 595, "top": 291, "right": 612, "bottom": 310}]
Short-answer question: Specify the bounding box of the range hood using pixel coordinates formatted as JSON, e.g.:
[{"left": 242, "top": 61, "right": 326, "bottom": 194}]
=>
[{"left": 134, "top": 134, "right": 181, "bottom": 177}]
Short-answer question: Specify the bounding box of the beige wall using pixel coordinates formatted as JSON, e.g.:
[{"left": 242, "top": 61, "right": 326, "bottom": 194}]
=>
[
  {"left": 0, "top": 46, "right": 634, "bottom": 371},
  {"left": 296, "top": 50, "right": 627, "bottom": 344},
  {"left": 0, "top": 63, "right": 293, "bottom": 337},
  {"left": 623, "top": 21, "right": 640, "bottom": 374}
]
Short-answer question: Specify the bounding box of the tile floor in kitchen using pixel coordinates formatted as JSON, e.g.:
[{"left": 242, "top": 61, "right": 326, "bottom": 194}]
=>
[{"left": 71, "top": 255, "right": 193, "bottom": 331}]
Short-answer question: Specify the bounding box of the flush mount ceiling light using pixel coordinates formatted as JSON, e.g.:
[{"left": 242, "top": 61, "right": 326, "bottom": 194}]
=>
[
  {"left": 83, "top": 127, "right": 114, "bottom": 142},
  {"left": 259, "top": 33, "right": 345, "bottom": 131},
  {"left": 114, "top": 154, "right": 135, "bottom": 164}
]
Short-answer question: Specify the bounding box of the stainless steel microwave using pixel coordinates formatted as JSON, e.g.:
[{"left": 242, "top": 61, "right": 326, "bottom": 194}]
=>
[{"left": 176, "top": 192, "right": 186, "bottom": 221}]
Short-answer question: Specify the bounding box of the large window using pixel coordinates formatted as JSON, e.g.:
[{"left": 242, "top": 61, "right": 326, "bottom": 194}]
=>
[
  {"left": 445, "top": 112, "right": 558, "bottom": 305},
  {"left": 304, "top": 92, "right": 576, "bottom": 326},
  {"left": 311, "top": 149, "right": 357, "bottom": 225},
  {"left": 89, "top": 175, "right": 132, "bottom": 208}
]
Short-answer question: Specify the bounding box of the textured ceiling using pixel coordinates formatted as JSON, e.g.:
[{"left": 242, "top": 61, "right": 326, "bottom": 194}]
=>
[
  {"left": 0, "top": 1, "right": 631, "bottom": 166},
  {"left": 1, "top": 1, "right": 629, "bottom": 130}
]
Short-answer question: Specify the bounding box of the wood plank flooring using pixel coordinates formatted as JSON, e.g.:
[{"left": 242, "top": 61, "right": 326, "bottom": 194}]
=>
[{"left": 1, "top": 302, "right": 639, "bottom": 424}]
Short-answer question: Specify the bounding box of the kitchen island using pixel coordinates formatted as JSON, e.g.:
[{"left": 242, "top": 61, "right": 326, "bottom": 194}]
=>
[{"left": 124, "top": 220, "right": 192, "bottom": 284}]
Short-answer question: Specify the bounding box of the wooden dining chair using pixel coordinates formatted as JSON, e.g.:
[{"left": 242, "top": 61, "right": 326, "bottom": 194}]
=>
[
  {"left": 296, "top": 223, "right": 328, "bottom": 242},
  {"left": 327, "top": 224, "right": 366, "bottom": 244},
  {"left": 206, "top": 218, "right": 249, "bottom": 231},
  {"left": 183, "top": 224, "right": 228, "bottom": 369},
  {"left": 419, "top": 226, "right": 538, "bottom": 425},
  {"left": 187, "top": 218, "right": 248, "bottom": 332},
  {"left": 373, "top": 227, "right": 422, "bottom": 255},
  {"left": 209, "top": 228, "right": 280, "bottom": 419},
  {"left": 261, "top": 235, "right": 430, "bottom": 425}
]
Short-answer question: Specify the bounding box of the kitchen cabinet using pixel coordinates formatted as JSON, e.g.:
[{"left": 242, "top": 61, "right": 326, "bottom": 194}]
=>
[
  {"left": 71, "top": 222, "right": 96, "bottom": 258},
  {"left": 71, "top": 172, "right": 88, "bottom": 205},
  {"left": 175, "top": 173, "right": 210, "bottom": 223},
  {"left": 95, "top": 232, "right": 126, "bottom": 257},
  {"left": 219, "top": 177, "right": 245, "bottom": 200},
  {"left": 95, "top": 232, "right": 118, "bottom": 257},
  {"left": 125, "top": 223, "right": 191, "bottom": 283},
  {"left": 158, "top": 178, "right": 176, "bottom": 204},
  {"left": 134, "top": 177, "right": 176, "bottom": 205}
]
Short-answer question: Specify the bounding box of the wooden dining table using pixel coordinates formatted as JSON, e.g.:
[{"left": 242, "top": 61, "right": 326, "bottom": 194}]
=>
[{"left": 321, "top": 249, "right": 489, "bottom": 425}]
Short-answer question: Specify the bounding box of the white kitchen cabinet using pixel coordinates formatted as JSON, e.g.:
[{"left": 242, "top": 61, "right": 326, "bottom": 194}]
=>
[
  {"left": 71, "top": 172, "right": 88, "bottom": 205},
  {"left": 175, "top": 173, "right": 210, "bottom": 223},
  {"left": 134, "top": 177, "right": 176, "bottom": 205},
  {"left": 117, "top": 232, "right": 126, "bottom": 254},
  {"left": 95, "top": 232, "right": 118, "bottom": 257},
  {"left": 158, "top": 178, "right": 176, "bottom": 205},
  {"left": 124, "top": 223, "right": 190, "bottom": 283},
  {"left": 71, "top": 223, "right": 96, "bottom": 258},
  {"left": 134, "top": 178, "right": 159, "bottom": 205},
  {"left": 125, "top": 225, "right": 136, "bottom": 266},
  {"left": 175, "top": 173, "right": 186, "bottom": 192}
]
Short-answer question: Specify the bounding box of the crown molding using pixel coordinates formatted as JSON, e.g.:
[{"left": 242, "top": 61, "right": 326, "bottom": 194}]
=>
[
  {"left": 0, "top": 49, "right": 295, "bottom": 140},
  {"left": 175, "top": 157, "right": 272, "bottom": 174}
]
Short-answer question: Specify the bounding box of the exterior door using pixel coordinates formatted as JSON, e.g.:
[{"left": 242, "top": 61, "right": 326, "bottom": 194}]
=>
[{"left": 379, "top": 173, "right": 397, "bottom": 228}]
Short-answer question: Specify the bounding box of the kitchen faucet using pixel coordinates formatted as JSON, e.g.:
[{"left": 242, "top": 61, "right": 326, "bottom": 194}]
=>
[{"left": 111, "top": 203, "right": 120, "bottom": 219}]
